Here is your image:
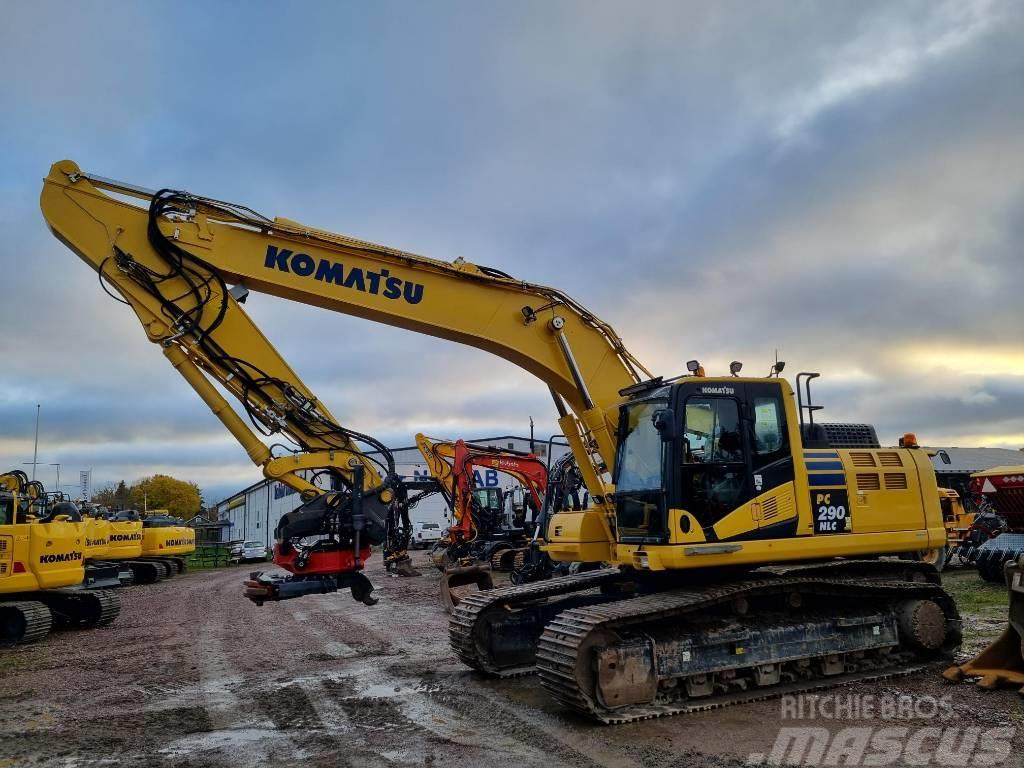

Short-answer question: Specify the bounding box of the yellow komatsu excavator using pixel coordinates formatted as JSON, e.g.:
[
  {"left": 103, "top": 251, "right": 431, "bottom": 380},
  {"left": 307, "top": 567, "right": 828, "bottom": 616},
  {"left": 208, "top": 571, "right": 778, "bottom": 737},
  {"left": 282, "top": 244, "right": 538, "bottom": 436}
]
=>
[
  {"left": 41, "top": 161, "right": 963, "bottom": 721},
  {"left": 0, "top": 471, "right": 120, "bottom": 645},
  {"left": 79, "top": 503, "right": 194, "bottom": 584},
  {"left": 138, "top": 509, "right": 196, "bottom": 574}
]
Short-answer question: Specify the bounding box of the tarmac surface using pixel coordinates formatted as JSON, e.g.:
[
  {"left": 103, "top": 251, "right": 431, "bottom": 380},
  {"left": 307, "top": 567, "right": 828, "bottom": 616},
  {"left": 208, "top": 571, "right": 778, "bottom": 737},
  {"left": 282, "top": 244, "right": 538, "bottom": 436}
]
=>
[{"left": 1, "top": 554, "right": 1021, "bottom": 767}]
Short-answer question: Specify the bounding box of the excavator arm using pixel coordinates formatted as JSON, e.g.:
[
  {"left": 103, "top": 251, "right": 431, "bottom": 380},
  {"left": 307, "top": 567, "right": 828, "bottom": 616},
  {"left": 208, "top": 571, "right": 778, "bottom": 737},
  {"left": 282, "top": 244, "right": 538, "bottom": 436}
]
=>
[{"left": 40, "top": 160, "right": 649, "bottom": 600}]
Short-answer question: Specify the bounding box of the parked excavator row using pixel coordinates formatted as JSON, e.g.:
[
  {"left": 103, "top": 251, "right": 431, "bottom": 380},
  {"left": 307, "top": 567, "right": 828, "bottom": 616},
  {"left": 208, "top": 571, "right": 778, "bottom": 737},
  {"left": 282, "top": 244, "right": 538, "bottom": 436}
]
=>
[
  {"left": 79, "top": 504, "right": 196, "bottom": 584},
  {"left": 0, "top": 471, "right": 120, "bottom": 646},
  {"left": 42, "top": 160, "right": 1005, "bottom": 722}
]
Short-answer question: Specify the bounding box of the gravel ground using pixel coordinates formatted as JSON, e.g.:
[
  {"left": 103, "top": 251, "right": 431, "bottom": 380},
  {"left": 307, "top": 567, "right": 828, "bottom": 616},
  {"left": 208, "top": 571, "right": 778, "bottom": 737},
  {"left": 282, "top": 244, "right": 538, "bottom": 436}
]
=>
[{"left": 1, "top": 555, "right": 1022, "bottom": 767}]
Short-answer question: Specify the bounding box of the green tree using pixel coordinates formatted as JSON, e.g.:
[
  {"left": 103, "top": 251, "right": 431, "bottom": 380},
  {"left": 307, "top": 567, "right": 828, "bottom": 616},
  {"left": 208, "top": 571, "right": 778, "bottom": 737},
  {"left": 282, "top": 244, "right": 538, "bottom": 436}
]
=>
[
  {"left": 129, "top": 474, "right": 202, "bottom": 518},
  {"left": 91, "top": 475, "right": 201, "bottom": 517}
]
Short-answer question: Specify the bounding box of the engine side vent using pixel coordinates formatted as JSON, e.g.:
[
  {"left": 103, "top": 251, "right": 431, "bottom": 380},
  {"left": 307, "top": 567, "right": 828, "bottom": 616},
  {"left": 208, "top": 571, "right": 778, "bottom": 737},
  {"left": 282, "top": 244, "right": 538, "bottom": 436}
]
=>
[
  {"left": 857, "top": 473, "right": 881, "bottom": 491},
  {"left": 884, "top": 473, "right": 908, "bottom": 491},
  {"left": 762, "top": 496, "right": 779, "bottom": 520},
  {"left": 820, "top": 423, "right": 881, "bottom": 449},
  {"left": 850, "top": 452, "right": 877, "bottom": 467},
  {"left": 878, "top": 452, "right": 904, "bottom": 467}
]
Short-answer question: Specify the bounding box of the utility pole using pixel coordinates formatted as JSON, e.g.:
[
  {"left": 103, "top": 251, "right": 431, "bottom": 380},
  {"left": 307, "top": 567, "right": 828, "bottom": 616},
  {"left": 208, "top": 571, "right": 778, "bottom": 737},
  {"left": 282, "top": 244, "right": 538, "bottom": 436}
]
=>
[
  {"left": 30, "top": 404, "right": 41, "bottom": 481},
  {"left": 529, "top": 416, "right": 535, "bottom": 453},
  {"left": 50, "top": 463, "right": 61, "bottom": 495}
]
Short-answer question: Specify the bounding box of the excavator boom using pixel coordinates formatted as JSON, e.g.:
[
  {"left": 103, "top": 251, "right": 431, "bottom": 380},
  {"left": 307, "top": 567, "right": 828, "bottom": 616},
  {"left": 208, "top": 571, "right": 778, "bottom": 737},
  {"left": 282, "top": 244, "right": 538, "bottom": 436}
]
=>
[{"left": 41, "top": 161, "right": 647, "bottom": 505}]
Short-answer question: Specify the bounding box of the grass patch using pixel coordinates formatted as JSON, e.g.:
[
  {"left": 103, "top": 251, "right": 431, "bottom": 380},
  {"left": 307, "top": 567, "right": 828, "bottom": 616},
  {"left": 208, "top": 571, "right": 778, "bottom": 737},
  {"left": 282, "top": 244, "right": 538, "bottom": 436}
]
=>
[
  {"left": 0, "top": 654, "right": 25, "bottom": 675},
  {"left": 942, "top": 569, "right": 1009, "bottom": 616}
]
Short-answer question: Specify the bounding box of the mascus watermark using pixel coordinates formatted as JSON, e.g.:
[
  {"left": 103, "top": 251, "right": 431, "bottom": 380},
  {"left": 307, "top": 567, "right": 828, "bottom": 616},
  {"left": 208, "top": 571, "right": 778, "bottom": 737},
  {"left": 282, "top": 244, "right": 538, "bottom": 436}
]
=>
[{"left": 747, "top": 694, "right": 1016, "bottom": 766}]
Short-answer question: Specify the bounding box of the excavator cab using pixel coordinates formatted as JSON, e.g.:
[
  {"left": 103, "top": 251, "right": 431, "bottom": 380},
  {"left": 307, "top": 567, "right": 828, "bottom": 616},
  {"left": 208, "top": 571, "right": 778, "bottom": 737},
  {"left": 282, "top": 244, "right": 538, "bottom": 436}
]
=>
[
  {"left": 615, "top": 378, "right": 795, "bottom": 545},
  {"left": 601, "top": 372, "right": 946, "bottom": 571}
]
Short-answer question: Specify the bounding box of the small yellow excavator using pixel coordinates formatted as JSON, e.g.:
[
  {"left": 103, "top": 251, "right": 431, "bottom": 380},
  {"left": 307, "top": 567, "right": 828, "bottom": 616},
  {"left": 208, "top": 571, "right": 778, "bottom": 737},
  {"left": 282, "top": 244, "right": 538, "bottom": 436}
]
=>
[
  {"left": 0, "top": 471, "right": 120, "bottom": 645},
  {"left": 79, "top": 503, "right": 195, "bottom": 584}
]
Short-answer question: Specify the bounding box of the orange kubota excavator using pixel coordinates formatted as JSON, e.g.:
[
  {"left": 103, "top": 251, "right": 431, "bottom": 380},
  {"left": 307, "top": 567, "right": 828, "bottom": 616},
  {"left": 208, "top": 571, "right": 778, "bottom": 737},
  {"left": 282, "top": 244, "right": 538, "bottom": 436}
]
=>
[
  {"left": 415, "top": 433, "right": 549, "bottom": 610},
  {"left": 41, "top": 162, "right": 970, "bottom": 723}
]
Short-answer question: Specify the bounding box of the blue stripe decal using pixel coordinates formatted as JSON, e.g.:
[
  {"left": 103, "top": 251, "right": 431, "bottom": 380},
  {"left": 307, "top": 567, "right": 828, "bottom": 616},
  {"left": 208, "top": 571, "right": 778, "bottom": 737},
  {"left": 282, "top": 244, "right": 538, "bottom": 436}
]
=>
[
  {"left": 807, "top": 461, "right": 844, "bottom": 470},
  {"left": 808, "top": 473, "right": 847, "bottom": 487},
  {"left": 803, "top": 452, "right": 839, "bottom": 459}
]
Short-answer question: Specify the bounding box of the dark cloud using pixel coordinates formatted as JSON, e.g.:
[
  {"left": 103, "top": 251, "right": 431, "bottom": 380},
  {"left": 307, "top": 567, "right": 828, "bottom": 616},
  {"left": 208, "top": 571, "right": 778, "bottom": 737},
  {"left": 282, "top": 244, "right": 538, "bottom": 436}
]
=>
[{"left": 2, "top": 0, "right": 1022, "bottom": 498}]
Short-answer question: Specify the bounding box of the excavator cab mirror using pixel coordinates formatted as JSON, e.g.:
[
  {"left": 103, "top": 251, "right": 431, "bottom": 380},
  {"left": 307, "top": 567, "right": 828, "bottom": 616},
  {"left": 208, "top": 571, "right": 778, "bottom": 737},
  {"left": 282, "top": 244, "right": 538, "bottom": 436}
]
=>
[{"left": 652, "top": 408, "right": 676, "bottom": 442}]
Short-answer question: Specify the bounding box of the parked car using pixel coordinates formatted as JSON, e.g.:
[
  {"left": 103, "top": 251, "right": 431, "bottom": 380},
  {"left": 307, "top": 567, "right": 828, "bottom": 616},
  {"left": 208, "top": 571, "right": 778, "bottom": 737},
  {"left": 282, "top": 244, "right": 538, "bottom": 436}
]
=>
[
  {"left": 411, "top": 522, "right": 443, "bottom": 549},
  {"left": 230, "top": 540, "right": 269, "bottom": 563}
]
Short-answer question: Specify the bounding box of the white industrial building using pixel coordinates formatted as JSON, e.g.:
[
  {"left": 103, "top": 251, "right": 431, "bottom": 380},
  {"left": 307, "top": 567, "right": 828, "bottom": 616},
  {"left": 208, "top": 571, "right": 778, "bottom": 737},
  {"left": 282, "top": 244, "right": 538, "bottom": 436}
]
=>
[{"left": 214, "top": 435, "right": 572, "bottom": 549}]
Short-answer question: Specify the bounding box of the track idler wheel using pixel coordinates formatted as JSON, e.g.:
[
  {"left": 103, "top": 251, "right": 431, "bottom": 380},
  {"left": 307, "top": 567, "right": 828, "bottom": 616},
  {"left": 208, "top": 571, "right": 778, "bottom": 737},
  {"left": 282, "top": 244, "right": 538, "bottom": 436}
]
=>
[
  {"left": 0, "top": 602, "right": 52, "bottom": 646},
  {"left": 897, "top": 599, "right": 948, "bottom": 652},
  {"left": 439, "top": 565, "right": 493, "bottom": 613},
  {"left": 944, "top": 556, "right": 1024, "bottom": 695}
]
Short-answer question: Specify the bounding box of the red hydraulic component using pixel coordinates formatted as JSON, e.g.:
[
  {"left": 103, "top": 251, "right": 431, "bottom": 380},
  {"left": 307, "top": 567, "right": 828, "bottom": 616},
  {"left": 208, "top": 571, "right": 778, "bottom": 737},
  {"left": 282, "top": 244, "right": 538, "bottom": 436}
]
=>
[{"left": 273, "top": 543, "right": 372, "bottom": 576}]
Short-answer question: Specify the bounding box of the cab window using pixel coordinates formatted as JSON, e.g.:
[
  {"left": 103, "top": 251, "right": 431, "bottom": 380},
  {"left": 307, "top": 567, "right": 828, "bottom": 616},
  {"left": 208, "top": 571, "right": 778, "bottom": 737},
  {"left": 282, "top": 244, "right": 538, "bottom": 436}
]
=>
[
  {"left": 680, "top": 397, "right": 747, "bottom": 527},
  {"left": 683, "top": 398, "right": 742, "bottom": 464},
  {"left": 752, "top": 395, "right": 788, "bottom": 469}
]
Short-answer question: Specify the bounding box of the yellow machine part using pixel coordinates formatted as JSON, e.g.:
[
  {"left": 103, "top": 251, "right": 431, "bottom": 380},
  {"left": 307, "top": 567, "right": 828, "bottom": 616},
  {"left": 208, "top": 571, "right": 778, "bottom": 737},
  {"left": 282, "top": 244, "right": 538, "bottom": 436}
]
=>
[
  {"left": 0, "top": 519, "right": 85, "bottom": 592},
  {"left": 937, "top": 487, "right": 975, "bottom": 549},
  {"left": 547, "top": 441, "right": 946, "bottom": 571},
  {"left": 944, "top": 555, "right": 1024, "bottom": 693},
  {"left": 544, "top": 509, "right": 613, "bottom": 563},
  {"left": 140, "top": 526, "right": 196, "bottom": 557},
  {"left": 83, "top": 516, "right": 111, "bottom": 559},
  {"left": 105, "top": 520, "right": 144, "bottom": 559}
]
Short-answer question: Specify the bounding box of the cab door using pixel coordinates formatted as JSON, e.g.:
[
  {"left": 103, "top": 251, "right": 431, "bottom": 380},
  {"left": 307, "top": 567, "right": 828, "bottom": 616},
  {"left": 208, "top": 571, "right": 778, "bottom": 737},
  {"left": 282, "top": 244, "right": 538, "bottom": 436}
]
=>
[
  {"left": 676, "top": 386, "right": 752, "bottom": 536},
  {"left": 744, "top": 382, "right": 798, "bottom": 534}
]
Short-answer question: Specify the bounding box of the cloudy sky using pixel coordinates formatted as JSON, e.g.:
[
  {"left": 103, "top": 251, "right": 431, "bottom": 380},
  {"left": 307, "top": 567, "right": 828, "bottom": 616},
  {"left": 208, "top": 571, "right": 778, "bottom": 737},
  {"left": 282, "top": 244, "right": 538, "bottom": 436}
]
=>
[{"left": 2, "top": 0, "right": 1022, "bottom": 504}]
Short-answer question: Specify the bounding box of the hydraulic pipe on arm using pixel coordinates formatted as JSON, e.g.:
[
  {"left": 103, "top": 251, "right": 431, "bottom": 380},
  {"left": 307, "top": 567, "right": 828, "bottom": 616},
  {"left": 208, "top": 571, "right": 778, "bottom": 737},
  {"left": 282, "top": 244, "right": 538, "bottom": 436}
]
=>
[{"left": 40, "top": 160, "right": 653, "bottom": 594}]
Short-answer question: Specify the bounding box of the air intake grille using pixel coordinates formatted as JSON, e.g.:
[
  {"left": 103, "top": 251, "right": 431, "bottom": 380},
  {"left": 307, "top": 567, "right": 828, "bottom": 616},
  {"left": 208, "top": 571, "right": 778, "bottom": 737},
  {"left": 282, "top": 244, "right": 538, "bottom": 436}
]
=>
[
  {"left": 885, "top": 473, "right": 908, "bottom": 490},
  {"left": 820, "top": 423, "right": 881, "bottom": 448},
  {"left": 857, "top": 474, "right": 881, "bottom": 491},
  {"left": 879, "top": 453, "right": 903, "bottom": 467},
  {"left": 850, "top": 453, "right": 877, "bottom": 467},
  {"left": 762, "top": 497, "right": 779, "bottom": 520}
]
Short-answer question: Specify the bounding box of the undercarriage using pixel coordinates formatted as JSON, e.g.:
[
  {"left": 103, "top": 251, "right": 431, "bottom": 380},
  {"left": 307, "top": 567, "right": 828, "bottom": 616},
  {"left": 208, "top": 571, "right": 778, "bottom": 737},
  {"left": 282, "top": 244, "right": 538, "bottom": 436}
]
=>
[{"left": 450, "top": 560, "right": 960, "bottom": 723}]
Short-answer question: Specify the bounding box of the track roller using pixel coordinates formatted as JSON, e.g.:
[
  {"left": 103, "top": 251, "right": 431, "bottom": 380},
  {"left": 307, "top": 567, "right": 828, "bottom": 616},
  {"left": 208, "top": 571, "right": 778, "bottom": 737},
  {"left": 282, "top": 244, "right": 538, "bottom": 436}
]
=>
[{"left": 43, "top": 589, "right": 121, "bottom": 628}]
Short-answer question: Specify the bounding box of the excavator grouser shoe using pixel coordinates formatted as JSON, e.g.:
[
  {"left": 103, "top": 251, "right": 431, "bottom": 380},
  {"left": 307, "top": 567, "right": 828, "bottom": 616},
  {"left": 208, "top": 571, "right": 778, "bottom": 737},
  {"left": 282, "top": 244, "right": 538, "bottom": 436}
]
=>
[
  {"left": 944, "top": 554, "right": 1024, "bottom": 695},
  {"left": 440, "top": 565, "right": 494, "bottom": 614}
]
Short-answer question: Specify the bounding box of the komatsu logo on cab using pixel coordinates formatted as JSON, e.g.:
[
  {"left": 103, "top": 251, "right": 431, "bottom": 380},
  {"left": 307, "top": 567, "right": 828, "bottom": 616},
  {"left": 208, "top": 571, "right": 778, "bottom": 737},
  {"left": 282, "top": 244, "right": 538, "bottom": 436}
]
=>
[
  {"left": 40, "top": 552, "right": 83, "bottom": 564},
  {"left": 263, "top": 245, "right": 425, "bottom": 305},
  {"left": 700, "top": 385, "right": 735, "bottom": 396}
]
